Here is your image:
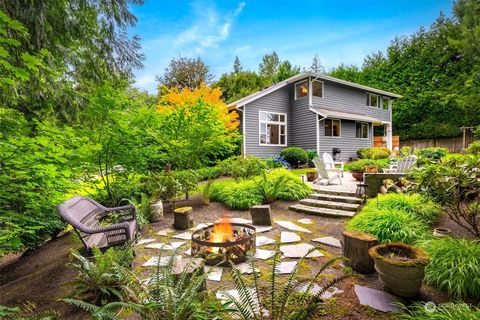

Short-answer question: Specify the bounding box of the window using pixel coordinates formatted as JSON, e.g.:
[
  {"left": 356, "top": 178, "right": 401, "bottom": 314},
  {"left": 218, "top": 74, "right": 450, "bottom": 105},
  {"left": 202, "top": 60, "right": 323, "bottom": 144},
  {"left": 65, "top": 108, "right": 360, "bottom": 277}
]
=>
[
  {"left": 367, "top": 93, "right": 379, "bottom": 108},
  {"left": 325, "top": 119, "right": 341, "bottom": 137},
  {"left": 382, "top": 96, "right": 390, "bottom": 110},
  {"left": 295, "top": 81, "right": 308, "bottom": 99},
  {"left": 259, "top": 111, "right": 287, "bottom": 146},
  {"left": 312, "top": 80, "right": 323, "bottom": 98},
  {"left": 356, "top": 122, "right": 369, "bottom": 139}
]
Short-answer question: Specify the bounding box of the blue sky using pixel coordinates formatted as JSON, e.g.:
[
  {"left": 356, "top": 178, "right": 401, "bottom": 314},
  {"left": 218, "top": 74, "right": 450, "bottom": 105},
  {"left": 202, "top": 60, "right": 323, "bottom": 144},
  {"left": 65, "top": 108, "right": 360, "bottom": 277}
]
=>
[{"left": 130, "top": 0, "right": 453, "bottom": 93}]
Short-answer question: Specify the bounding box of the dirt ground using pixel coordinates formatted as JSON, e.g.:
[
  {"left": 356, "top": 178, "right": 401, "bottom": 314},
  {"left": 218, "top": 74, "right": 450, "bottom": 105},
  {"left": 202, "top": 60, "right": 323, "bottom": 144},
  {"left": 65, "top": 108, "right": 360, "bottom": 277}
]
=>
[{"left": 0, "top": 195, "right": 454, "bottom": 319}]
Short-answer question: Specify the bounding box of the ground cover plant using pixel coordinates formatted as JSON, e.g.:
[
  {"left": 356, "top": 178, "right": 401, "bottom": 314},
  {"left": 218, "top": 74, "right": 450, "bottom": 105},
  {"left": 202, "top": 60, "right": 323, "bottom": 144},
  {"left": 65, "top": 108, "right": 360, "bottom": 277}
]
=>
[
  {"left": 344, "top": 158, "right": 389, "bottom": 172},
  {"left": 400, "top": 301, "right": 480, "bottom": 319},
  {"left": 418, "top": 237, "right": 480, "bottom": 300},
  {"left": 209, "top": 169, "right": 312, "bottom": 210},
  {"left": 356, "top": 147, "right": 390, "bottom": 159}
]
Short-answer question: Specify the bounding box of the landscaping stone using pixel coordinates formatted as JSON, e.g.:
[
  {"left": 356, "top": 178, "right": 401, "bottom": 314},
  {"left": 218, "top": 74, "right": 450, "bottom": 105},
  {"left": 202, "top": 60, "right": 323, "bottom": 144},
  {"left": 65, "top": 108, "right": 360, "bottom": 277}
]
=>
[
  {"left": 253, "top": 249, "right": 275, "bottom": 260},
  {"left": 297, "top": 218, "right": 312, "bottom": 224},
  {"left": 275, "top": 221, "right": 312, "bottom": 233},
  {"left": 253, "top": 225, "right": 273, "bottom": 233},
  {"left": 256, "top": 236, "right": 275, "bottom": 247},
  {"left": 173, "top": 206, "right": 194, "bottom": 230},
  {"left": 157, "top": 228, "right": 174, "bottom": 236},
  {"left": 145, "top": 241, "right": 186, "bottom": 250},
  {"left": 295, "top": 284, "right": 343, "bottom": 299},
  {"left": 192, "top": 223, "right": 210, "bottom": 230},
  {"left": 183, "top": 248, "right": 191, "bottom": 256},
  {"left": 205, "top": 265, "right": 224, "bottom": 282},
  {"left": 236, "top": 262, "right": 259, "bottom": 274},
  {"left": 250, "top": 205, "right": 273, "bottom": 226},
  {"left": 137, "top": 238, "right": 156, "bottom": 245},
  {"left": 354, "top": 285, "right": 402, "bottom": 313},
  {"left": 280, "top": 231, "right": 301, "bottom": 243},
  {"left": 312, "top": 236, "right": 342, "bottom": 248},
  {"left": 172, "top": 231, "right": 192, "bottom": 240},
  {"left": 280, "top": 243, "right": 324, "bottom": 258},
  {"left": 276, "top": 261, "right": 298, "bottom": 274},
  {"left": 142, "top": 255, "right": 181, "bottom": 267},
  {"left": 216, "top": 217, "right": 251, "bottom": 224}
]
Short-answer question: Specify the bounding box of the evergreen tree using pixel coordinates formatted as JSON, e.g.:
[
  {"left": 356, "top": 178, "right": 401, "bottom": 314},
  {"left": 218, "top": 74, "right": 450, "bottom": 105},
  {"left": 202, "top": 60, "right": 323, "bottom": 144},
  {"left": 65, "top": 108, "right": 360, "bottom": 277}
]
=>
[
  {"left": 233, "top": 56, "right": 243, "bottom": 74},
  {"left": 310, "top": 54, "right": 325, "bottom": 73}
]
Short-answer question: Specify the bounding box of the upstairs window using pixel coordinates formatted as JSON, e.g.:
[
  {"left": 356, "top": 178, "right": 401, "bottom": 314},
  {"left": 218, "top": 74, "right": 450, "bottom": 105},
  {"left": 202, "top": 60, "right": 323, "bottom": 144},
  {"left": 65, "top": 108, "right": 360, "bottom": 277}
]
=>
[
  {"left": 312, "top": 80, "right": 323, "bottom": 98},
  {"left": 382, "top": 96, "right": 390, "bottom": 110},
  {"left": 325, "top": 119, "right": 341, "bottom": 137},
  {"left": 367, "top": 93, "right": 379, "bottom": 108},
  {"left": 295, "top": 81, "right": 308, "bottom": 99},
  {"left": 356, "top": 122, "right": 369, "bottom": 139},
  {"left": 259, "top": 111, "right": 287, "bottom": 146}
]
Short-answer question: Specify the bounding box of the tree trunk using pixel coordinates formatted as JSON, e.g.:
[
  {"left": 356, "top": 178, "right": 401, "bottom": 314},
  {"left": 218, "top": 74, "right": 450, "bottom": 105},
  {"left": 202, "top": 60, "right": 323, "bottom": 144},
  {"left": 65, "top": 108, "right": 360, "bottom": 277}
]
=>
[
  {"left": 342, "top": 230, "right": 378, "bottom": 274},
  {"left": 173, "top": 206, "right": 194, "bottom": 230}
]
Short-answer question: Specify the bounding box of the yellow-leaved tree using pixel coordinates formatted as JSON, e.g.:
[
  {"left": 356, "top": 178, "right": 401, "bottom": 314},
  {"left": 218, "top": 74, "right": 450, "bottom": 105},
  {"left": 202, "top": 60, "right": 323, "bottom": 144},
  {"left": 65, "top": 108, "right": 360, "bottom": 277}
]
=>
[{"left": 156, "top": 84, "right": 240, "bottom": 169}]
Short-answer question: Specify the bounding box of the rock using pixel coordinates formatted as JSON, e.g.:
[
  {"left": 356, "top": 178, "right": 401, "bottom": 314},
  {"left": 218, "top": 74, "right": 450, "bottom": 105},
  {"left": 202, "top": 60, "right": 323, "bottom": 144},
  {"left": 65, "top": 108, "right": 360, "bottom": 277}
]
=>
[
  {"left": 280, "top": 243, "right": 324, "bottom": 258},
  {"left": 280, "top": 231, "right": 301, "bottom": 243},
  {"left": 312, "top": 236, "right": 342, "bottom": 248},
  {"left": 275, "top": 221, "right": 312, "bottom": 233},
  {"left": 354, "top": 285, "right": 402, "bottom": 313},
  {"left": 250, "top": 205, "right": 273, "bottom": 226}
]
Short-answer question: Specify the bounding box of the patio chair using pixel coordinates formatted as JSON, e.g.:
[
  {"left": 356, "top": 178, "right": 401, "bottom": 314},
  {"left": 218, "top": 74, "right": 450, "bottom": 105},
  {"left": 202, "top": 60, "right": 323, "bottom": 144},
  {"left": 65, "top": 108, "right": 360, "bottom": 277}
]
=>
[
  {"left": 322, "top": 152, "right": 345, "bottom": 177},
  {"left": 383, "top": 155, "right": 418, "bottom": 173},
  {"left": 56, "top": 196, "right": 137, "bottom": 252},
  {"left": 313, "top": 157, "right": 342, "bottom": 185}
]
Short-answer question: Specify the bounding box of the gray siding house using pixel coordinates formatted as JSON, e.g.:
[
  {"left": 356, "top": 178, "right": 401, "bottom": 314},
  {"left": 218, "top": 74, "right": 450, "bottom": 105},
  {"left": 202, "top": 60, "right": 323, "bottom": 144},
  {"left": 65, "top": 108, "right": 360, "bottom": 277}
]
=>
[{"left": 228, "top": 72, "right": 401, "bottom": 161}]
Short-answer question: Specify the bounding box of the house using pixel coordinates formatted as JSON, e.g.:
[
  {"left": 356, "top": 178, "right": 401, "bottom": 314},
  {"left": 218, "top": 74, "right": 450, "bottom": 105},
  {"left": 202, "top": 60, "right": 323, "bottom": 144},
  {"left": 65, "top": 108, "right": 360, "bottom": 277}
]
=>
[{"left": 228, "top": 72, "right": 402, "bottom": 161}]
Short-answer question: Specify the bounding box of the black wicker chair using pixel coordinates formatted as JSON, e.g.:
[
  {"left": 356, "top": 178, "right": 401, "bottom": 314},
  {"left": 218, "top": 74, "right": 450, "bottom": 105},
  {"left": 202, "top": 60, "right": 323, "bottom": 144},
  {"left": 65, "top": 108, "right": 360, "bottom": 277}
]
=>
[{"left": 57, "top": 196, "right": 137, "bottom": 252}]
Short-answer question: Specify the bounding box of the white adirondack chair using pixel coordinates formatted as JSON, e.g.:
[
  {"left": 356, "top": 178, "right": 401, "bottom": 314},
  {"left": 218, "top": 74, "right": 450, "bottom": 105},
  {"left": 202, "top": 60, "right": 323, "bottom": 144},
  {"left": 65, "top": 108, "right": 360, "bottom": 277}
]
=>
[
  {"left": 383, "top": 155, "right": 418, "bottom": 173},
  {"left": 322, "top": 153, "right": 345, "bottom": 176},
  {"left": 313, "top": 157, "right": 342, "bottom": 185}
]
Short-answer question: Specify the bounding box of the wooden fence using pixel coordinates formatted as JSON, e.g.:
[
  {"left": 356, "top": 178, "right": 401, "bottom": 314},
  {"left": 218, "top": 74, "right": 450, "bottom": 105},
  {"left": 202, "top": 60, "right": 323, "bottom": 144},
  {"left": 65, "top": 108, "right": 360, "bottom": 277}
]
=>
[{"left": 400, "top": 137, "right": 464, "bottom": 153}]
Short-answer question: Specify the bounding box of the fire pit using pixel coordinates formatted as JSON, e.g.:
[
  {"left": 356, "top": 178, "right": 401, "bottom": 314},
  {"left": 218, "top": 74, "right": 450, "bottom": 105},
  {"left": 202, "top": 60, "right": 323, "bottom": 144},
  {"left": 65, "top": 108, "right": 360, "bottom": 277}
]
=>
[{"left": 191, "top": 217, "right": 256, "bottom": 266}]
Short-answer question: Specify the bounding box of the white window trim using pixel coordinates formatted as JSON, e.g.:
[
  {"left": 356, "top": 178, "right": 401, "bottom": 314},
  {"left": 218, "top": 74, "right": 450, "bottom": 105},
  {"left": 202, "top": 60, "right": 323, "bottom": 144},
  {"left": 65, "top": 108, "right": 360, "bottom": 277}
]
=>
[
  {"left": 367, "top": 92, "right": 380, "bottom": 108},
  {"left": 381, "top": 96, "right": 391, "bottom": 110},
  {"left": 311, "top": 79, "right": 324, "bottom": 99},
  {"left": 324, "top": 118, "right": 341, "bottom": 138},
  {"left": 355, "top": 121, "right": 369, "bottom": 139},
  {"left": 258, "top": 110, "right": 288, "bottom": 147},
  {"left": 295, "top": 80, "right": 308, "bottom": 100}
]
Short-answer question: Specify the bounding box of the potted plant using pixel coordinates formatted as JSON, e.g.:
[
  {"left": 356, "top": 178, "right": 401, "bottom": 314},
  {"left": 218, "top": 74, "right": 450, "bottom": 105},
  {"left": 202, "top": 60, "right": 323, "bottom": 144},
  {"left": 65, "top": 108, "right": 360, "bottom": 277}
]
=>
[
  {"left": 369, "top": 242, "right": 429, "bottom": 298},
  {"left": 348, "top": 159, "right": 379, "bottom": 182}
]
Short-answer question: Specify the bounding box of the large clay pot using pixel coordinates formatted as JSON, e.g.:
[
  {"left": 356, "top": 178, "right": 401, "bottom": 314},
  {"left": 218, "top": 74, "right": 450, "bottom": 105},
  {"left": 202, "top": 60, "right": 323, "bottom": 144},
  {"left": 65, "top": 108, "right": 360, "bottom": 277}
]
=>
[
  {"left": 369, "top": 242, "right": 429, "bottom": 298},
  {"left": 351, "top": 171, "right": 363, "bottom": 182}
]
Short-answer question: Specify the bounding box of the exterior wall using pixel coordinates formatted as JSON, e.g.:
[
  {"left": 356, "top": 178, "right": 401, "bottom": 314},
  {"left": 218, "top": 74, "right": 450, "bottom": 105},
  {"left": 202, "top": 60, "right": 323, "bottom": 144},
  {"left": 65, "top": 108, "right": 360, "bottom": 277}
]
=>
[
  {"left": 318, "top": 119, "right": 373, "bottom": 161},
  {"left": 243, "top": 86, "right": 291, "bottom": 158},
  {"left": 290, "top": 91, "right": 317, "bottom": 150},
  {"left": 312, "top": 80, "right": 391, "bottom": 123}
]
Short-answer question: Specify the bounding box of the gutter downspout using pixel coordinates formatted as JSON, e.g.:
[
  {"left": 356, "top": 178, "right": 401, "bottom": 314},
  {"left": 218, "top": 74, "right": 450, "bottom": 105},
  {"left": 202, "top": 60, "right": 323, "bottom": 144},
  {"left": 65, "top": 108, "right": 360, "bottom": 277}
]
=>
[{"left": 239, "top": 105, "right": 246, "bottom": 158}]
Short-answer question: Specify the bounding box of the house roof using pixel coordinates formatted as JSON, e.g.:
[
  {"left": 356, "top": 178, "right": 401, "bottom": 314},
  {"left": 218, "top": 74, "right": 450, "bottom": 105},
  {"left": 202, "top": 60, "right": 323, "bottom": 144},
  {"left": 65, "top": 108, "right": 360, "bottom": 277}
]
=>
[
  {"left": 309, "top": 107, "right": 389, "bottom": 125},
  {"left": 228, "top": 72, "right": 402, "bottom": 109}
]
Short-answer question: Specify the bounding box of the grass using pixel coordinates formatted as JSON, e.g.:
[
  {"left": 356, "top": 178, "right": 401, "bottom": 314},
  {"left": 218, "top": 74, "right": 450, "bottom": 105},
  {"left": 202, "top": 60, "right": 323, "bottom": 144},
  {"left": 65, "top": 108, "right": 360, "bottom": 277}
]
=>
[
  {"left": 399, "top": 301, "right": 480, "bottom": 319},
  {"left": 417, "top": 237, "right": 480, "bottom": 300},
  {"left": 347, "top": 207, "right": 431, "bottom": 244}
]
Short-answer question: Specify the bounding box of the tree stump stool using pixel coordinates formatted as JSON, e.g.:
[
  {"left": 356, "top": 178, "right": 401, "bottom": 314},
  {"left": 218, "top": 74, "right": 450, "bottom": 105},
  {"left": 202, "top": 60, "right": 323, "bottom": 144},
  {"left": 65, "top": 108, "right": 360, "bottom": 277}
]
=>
[
  {"left": 342, "top": 230, "right": 378, "bottom": 274},
  {"left": 250, "top": 205, "right": 272, "bottom": 226},
  {"left": 173, "top": 206, "right": 194, "bottom": 230},
  {"left": 172, "top": 258, "right": 206, "bottom": 291}
]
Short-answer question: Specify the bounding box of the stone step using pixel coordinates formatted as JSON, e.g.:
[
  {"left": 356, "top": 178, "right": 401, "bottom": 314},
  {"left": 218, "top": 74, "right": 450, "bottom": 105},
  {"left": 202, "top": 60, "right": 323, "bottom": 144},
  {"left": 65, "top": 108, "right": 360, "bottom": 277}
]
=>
[
  {"left": 313, "top": 189, "right": 357, "bottom": 197},
  {"left": 289, "top": 204, "right": 355, "bottom": 218},
  {"left": 308, "top": 193, "right": 362, "bottom": 204},
  {"left": 299, "top": 199, "right": 360, "bottom": 212}
]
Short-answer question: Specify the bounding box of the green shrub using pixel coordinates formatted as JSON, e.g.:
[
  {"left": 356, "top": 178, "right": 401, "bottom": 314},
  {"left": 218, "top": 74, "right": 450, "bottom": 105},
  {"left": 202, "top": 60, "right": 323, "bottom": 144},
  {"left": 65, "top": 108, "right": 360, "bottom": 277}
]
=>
[
  {"left": 280, "top": 147, "right": 309, "bottom": 167},
  {"left": 400, "top": 301, "right": 480, "bottom": 319},
  {"left": 415, "top": 147, "right": 448, "bottom": 165},
  {"left": 467, "top": 141, "right": 480, "bottom": 155},
  {"left": 210, "top": 179, "right": 264, "bottom": 209},
  {"left": 418, "top": 237, "right": 480, "bottom": 300},
  {"left": 194, "top": 166, "right": 222, "bottom": 180},
  {"left": 66, "top": 246, "right": 133, "bottom": 306},
  {"left": 347, "top": 207, "right": 430, "bottom": 244},
  {"left": 305, "top": 149, "right": 318, "bottom": 167},
  {"left": 265, "top": 156, "right": 290, "bottom": 169},
  {"left": 218, "top": 155, "right": 265, "bottom": 180},
  {"left": 363, "top": 193, "right": 441, "bottom": 224},
  {"left": 345, "top": 158, "right": 389, "bottom": 172},
  {"left": 399, "top": 146, "right": 412, "bottom": 157},
  {"left": 357, "top": 147, "right": 390, "bottom": 159},
  {"left": 209, "top": 169, "right": 312, "bottom": 210}
]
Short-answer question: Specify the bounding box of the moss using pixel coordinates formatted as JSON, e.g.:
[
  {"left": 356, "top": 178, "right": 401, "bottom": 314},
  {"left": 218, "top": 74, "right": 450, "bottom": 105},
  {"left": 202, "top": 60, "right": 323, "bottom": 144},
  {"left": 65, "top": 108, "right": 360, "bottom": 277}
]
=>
[
  {"left": 174, "top": 206, "right": 192, "bottom": 214},
  {"left": 369, "top": 242, "right": 429, "bottom": 267}
]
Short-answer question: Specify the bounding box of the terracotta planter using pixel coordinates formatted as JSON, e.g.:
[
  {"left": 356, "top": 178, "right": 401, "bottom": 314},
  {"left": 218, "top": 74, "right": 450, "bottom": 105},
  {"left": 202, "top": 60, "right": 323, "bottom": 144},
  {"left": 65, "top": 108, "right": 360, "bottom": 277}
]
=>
[
  {"left": 306, "top": 171, "right": 318, "bottom": 182},
  {"left": 369, "top": 242, "right": 429, "bottom": 298},
  {"left": 433, "top": 227, "right": 451, "bottom": 238},
  {"left": 351, "top": 171, "right": 364, "bottom": 181}
]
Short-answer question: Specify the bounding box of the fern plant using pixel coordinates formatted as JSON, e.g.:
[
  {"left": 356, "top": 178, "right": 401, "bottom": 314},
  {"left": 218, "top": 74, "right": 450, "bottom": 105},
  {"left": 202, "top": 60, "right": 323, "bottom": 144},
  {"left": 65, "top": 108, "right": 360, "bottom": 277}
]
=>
[
  {"left": 66, "top": 246, "right": 133, "bottom": 306},
  {"left": 65, "top": 250, "right": 231, "bottom": 320},
  {"left": 225, "top": 250, "right": 349, "bottom": 320},
  {"left": 0, "top": 302, "right": 60, "bottom": 320},
  {"left": 255, "top": 171, "right": 289, "bottom": 203}
]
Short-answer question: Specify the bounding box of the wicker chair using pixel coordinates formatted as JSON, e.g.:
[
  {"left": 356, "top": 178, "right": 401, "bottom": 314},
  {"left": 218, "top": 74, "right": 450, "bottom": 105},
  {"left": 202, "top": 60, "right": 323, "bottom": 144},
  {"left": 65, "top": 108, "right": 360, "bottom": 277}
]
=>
[{"left": 57, "top": 195, "right": 137, "bottom": 252}]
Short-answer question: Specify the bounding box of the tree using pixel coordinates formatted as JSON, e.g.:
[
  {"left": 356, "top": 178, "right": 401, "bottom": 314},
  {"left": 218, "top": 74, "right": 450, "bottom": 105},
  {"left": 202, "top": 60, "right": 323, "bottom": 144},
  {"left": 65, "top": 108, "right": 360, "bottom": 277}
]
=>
[
  {"left": 273, "top": 60, "right": 300, "bottom": 82},
  {"left": 310, "top": 54, "right": 325, "bottom": 73},
  {"left": 215, "top": 71, "right": 269, "bottom": 103},
  {"left": 233, "top": 55, "right": 243, "bottom": 74},
  {"left": 157, "top": 56, "right": 213, "bottom": 90},
  {"left": 259, "top": 51, "right": 280, "bottom": 79}
]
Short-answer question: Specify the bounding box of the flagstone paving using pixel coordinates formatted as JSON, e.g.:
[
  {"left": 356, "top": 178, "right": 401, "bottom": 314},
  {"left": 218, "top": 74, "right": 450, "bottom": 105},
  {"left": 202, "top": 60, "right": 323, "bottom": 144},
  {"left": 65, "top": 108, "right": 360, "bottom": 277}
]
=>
[{"left": 280, "top": 231, "right": 301, "bottom": 243}]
